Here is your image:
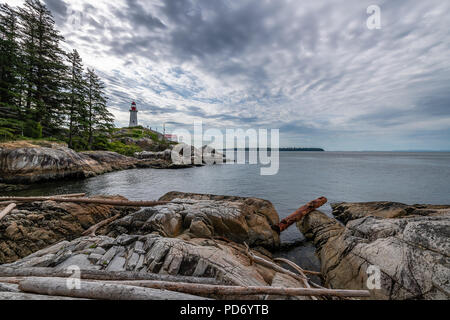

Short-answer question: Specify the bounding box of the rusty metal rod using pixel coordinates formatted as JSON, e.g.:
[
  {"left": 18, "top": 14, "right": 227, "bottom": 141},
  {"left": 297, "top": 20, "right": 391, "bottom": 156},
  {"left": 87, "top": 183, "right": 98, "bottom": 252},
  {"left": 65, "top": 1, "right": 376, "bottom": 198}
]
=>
[{"left": 274, "top": 196, "right": 328, "bottom": 233}]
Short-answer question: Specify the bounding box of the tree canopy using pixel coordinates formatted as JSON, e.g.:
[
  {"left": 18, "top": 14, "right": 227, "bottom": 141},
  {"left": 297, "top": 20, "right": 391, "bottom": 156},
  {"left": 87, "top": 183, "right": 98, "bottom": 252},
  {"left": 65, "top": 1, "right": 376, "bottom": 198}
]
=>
[{"left": 0, "top": 0, "right": 114, "bottom": 149}]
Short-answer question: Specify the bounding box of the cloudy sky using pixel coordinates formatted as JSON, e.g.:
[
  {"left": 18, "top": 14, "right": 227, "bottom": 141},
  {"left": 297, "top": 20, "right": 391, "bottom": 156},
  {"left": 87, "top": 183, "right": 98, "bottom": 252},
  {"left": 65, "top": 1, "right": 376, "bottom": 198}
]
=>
[{"left": 4, "top": 0, "right": 450, "bottom": 150}]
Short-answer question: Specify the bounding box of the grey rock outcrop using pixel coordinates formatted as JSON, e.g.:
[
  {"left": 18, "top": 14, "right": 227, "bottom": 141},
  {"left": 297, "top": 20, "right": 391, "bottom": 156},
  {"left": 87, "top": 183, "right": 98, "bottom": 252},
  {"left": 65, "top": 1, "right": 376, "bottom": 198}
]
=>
[
  {"left": 297, "top": 202, "right": 450, "bottom": 300},
  {"left": 108, "top": 192, "right": 280, "bottom": 250},
  {"left": 0, "top": 196, "right": 137, "bottom": 264},
  {"left": 134, "top": 149, "right": 192, "bottom": 169},
  {"left": 0, "top": 192, "right": 309, "bottom": 300},
  {"left": 134, "top": 149, "right": 172, "bottom": 161},
  {"left": 0, "top": 143, "right": 139, "bottom": 184},
  {"left": 2, "top": 234, "right": 307, "bottom": 299}
]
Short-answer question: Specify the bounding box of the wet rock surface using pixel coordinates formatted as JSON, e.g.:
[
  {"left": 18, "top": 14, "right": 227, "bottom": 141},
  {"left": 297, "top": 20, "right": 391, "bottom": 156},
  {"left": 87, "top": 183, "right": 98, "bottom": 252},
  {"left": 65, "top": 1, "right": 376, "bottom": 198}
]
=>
[{"left": 298, "top": 202, "right": 450, "bottom": 300}]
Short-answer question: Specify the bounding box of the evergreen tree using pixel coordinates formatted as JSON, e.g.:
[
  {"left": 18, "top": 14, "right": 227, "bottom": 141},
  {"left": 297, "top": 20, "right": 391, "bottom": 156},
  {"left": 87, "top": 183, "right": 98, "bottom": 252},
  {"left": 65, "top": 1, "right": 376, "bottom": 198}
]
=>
[
  {"left": 66, "top": 49, "right": 86, "bottom": 149},
  {"left": 18, "top": 0, "right": 67, "bottom": 136},
  {"left": 0, "top": 4, "right": 22, "bottom": 138},
  {"left": 0, "top": 0, "right": 115, "bottom": 147},
  {"left": 85, "top": 68, "right": 114, "bottom": 149}
]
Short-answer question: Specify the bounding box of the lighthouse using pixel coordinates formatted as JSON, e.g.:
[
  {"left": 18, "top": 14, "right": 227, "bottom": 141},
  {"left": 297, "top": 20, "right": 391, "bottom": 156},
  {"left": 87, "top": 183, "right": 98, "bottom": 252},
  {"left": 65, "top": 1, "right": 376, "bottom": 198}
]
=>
[{"left": 129, "top": 101, "right": 138, "bottom": 127}]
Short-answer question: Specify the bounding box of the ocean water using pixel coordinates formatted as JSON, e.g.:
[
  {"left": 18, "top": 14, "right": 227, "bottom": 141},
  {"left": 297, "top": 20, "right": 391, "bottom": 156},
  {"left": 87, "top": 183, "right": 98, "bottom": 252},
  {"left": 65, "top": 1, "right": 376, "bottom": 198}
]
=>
[
  {"left": 9, "top": 151, "right": 450, "bottom": 272},
  {"left": 13, "top": 151, "right": 450, "bottom": 244}
]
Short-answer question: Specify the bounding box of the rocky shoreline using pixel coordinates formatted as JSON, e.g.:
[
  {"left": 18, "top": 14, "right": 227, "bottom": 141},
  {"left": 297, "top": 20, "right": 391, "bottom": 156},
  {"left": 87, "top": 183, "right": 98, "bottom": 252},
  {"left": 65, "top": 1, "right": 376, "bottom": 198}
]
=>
[
  {"left": 0, "top": 141, "right": 225, "bottom": 187},
  {"left": 0, "top": 193, "right": 315, "bottom": 300},
  {"left": 0, "top": 192, "right": 448, "bottom": 300},
  {"left": 298, "top": 202, "right": 450, "bottom": 300}
]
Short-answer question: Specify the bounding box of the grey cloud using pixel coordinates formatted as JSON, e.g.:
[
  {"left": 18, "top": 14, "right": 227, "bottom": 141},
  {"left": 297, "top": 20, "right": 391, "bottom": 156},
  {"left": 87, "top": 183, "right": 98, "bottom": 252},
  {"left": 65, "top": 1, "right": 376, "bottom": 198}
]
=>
[{"left": 33, "top": 0, "right": 450, "bottom": 150}]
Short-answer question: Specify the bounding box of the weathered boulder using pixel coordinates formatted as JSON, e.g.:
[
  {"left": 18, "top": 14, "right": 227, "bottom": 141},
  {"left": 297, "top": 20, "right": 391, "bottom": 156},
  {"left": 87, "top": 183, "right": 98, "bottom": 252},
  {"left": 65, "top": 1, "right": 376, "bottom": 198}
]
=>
[
  {"left": 134, "top": 149, "right": 192, "bottom": 169},
  {"left": 0, "top": 196, "right": 137, "bottom": 264},
  {"left": 0, "top": 142, "right": 139, "bottom": 184},
  {"left": 0, "top": 193, "right": 313, "bottom": 300},
  {"left": 297, "top": 202, "right": 450, "bottom": 300},
  {"left": 81, "top": 151, "right": 139, "bottom": 173},
  {"left": 108, "top": 192, "right": 280, "bottom": 250},
  {"left": 134, "top": 149, "right": 172, "bottom": 161},
  {"left": 331, "top": 202, "right": 450, "bottom": 224},
  {"left": 169, "top": 144, "right": 225, "bottom": 166},
  {"left": 2, "top": 234, "right": 308, "bottom": 299}
]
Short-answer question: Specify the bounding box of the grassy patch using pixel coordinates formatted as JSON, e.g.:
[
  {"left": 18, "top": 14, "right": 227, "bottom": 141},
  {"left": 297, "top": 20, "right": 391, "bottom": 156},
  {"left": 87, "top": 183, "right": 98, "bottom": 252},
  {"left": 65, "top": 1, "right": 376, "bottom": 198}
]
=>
[{"left": 106, "top": 141, "right": 143, "bottom": 157}]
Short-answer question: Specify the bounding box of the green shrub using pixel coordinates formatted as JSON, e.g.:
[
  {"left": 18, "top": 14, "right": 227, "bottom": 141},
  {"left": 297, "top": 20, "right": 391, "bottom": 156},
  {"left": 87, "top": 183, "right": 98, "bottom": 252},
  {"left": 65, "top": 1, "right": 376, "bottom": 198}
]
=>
[
  {"left": 24, "top": 120, "right": 42, "bottom": 139},
  {"left": 107, "top": 141, "right": 142, "bottom": 157},
  {"left": 71, "top": 135, "right": 88, "bottom": 151},
  {"left": 91, "top": 135, "right": 109, "bottom": 151},
  {"left": 131, "top": 129, "right": 144, "bottom": 138},
  {"left": 0, "top": 128, "right": 14, "bottom": 141}
]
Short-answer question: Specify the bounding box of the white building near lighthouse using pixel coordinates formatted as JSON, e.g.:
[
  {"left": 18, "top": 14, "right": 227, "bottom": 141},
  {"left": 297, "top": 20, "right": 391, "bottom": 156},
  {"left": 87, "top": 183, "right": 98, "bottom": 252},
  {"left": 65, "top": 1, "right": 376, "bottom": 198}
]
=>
[{"left": 129, "top": 101, "right": 138, "bottom": 127}]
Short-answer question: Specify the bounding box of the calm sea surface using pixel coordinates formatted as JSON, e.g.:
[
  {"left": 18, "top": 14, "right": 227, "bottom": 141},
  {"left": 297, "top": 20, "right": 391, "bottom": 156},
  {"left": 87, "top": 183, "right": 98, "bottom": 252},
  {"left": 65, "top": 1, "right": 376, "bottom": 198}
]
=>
[{"left": 10, "top": 151, "right": 450, "bottom": 270}]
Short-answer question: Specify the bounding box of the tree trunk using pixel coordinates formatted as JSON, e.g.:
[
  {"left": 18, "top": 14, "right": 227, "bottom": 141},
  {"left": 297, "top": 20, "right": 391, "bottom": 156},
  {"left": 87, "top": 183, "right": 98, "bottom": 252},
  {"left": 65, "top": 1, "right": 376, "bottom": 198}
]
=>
[
  {"left": 107, "top": 280, "right": 371, "bottom": 298},
  {"left": 0, "top": 203, "right": 16, "bottom": 220},
  {"left": 274, "top": 197, "right": 328, "bottom": 233},
  {"left": 82, "top": 214, "right": 121, "bottom": 236},
  {"left": 15, "top": 277, "right": 370, "bottom": 299},
  {"left": 18, "top": 277, "right": 207, "bottom": 300},
  {"left": 0, "top": 267, "right": 220, "bottom": 285},
  {"left": 0, "top": 196, "right": 168, "bottom": 207}
]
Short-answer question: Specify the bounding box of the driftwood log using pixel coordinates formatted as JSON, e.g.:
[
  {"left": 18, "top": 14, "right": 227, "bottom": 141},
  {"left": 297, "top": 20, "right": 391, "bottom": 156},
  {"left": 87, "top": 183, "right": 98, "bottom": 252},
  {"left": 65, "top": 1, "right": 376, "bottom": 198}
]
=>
[
  {"left": 272, "top": 257, "right": 318, "bottom": 300},
  {"left": 244, "top": 243, "right": 307, "bottom": 283},
  {"left": 0, "top": 267, "right": 220, "bottom": 285},
  {"left": 0, "top": 196, "right": 168, "bottom": 207},
  {"left": 18, "top": 277, "right": 207, "bottom": 300},
  {"left": 274, "top": 258, "right": 322, "bottom": 277},
  {"left": 0, "top": 292, "right": 88, "bottom": 300},
  {"left": 106, "top": 280, "right": 371, "bottom": 298},
  {"left": 0, "top": 193, "right": 86, "bottom": 206},
  {"left": 274, "top": 196, "right": 328, "bottom": 233},
  {"left": 13, "top": 277, "right": 370, "bottom": 299},
  {"left": 82, "top": 214, "right": 121, "bottom": 237},
  {"left": 0, "top": 203, "right": 16, "bottom": 220}
]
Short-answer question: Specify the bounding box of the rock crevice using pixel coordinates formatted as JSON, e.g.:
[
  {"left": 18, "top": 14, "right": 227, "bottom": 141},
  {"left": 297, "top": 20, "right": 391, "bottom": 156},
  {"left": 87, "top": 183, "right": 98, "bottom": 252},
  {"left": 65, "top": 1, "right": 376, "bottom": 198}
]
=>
[{"left": 298, "top": 202, "right": 450, "bottom": 300}]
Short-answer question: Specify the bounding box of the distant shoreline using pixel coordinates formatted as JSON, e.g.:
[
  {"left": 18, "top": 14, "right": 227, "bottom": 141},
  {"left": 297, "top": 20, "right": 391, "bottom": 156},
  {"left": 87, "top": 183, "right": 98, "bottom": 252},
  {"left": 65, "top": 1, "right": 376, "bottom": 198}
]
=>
[
  {"left": 222, "top": 148, "right": 325, "bottom": 152},
  {"left": 221, "top": 149, "right": 450, "bottom": 153}
]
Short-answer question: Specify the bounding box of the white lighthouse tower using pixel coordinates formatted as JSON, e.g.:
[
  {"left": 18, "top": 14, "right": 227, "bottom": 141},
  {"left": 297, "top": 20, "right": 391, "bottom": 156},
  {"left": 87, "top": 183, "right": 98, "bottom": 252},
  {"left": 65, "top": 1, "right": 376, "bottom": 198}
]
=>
[{"left": 129, "top": 101, "right": 138, "bottom": 127}]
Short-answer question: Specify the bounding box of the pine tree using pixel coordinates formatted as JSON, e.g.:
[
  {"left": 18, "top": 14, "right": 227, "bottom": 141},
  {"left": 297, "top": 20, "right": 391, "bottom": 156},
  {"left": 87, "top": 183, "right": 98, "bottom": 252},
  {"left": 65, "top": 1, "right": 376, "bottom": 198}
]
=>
[
  {"left": 18, "top": 0, "right": 67, "bottom": 136},
  {"left": 0, "top": 4, "right": 22, "bottom": 138},
  {"left": 66, "top": 49, "right": 86, "bottom": 149},
  {"left": 0, "top": 1, "right": 115, "bottom": 146},
  {"left": 85, "top": 68, "right": 114, "bottom": 149}
]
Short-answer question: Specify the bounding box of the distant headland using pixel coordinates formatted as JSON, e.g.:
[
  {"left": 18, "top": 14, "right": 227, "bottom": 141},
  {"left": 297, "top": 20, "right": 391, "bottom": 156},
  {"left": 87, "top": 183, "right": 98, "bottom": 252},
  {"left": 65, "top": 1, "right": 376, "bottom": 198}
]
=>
[
  {"left": 279, "top": 147, "right": 325, "bottom": 152},
  {"left": 223, "top": 147, "right": 325, "bottom": 152}
]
